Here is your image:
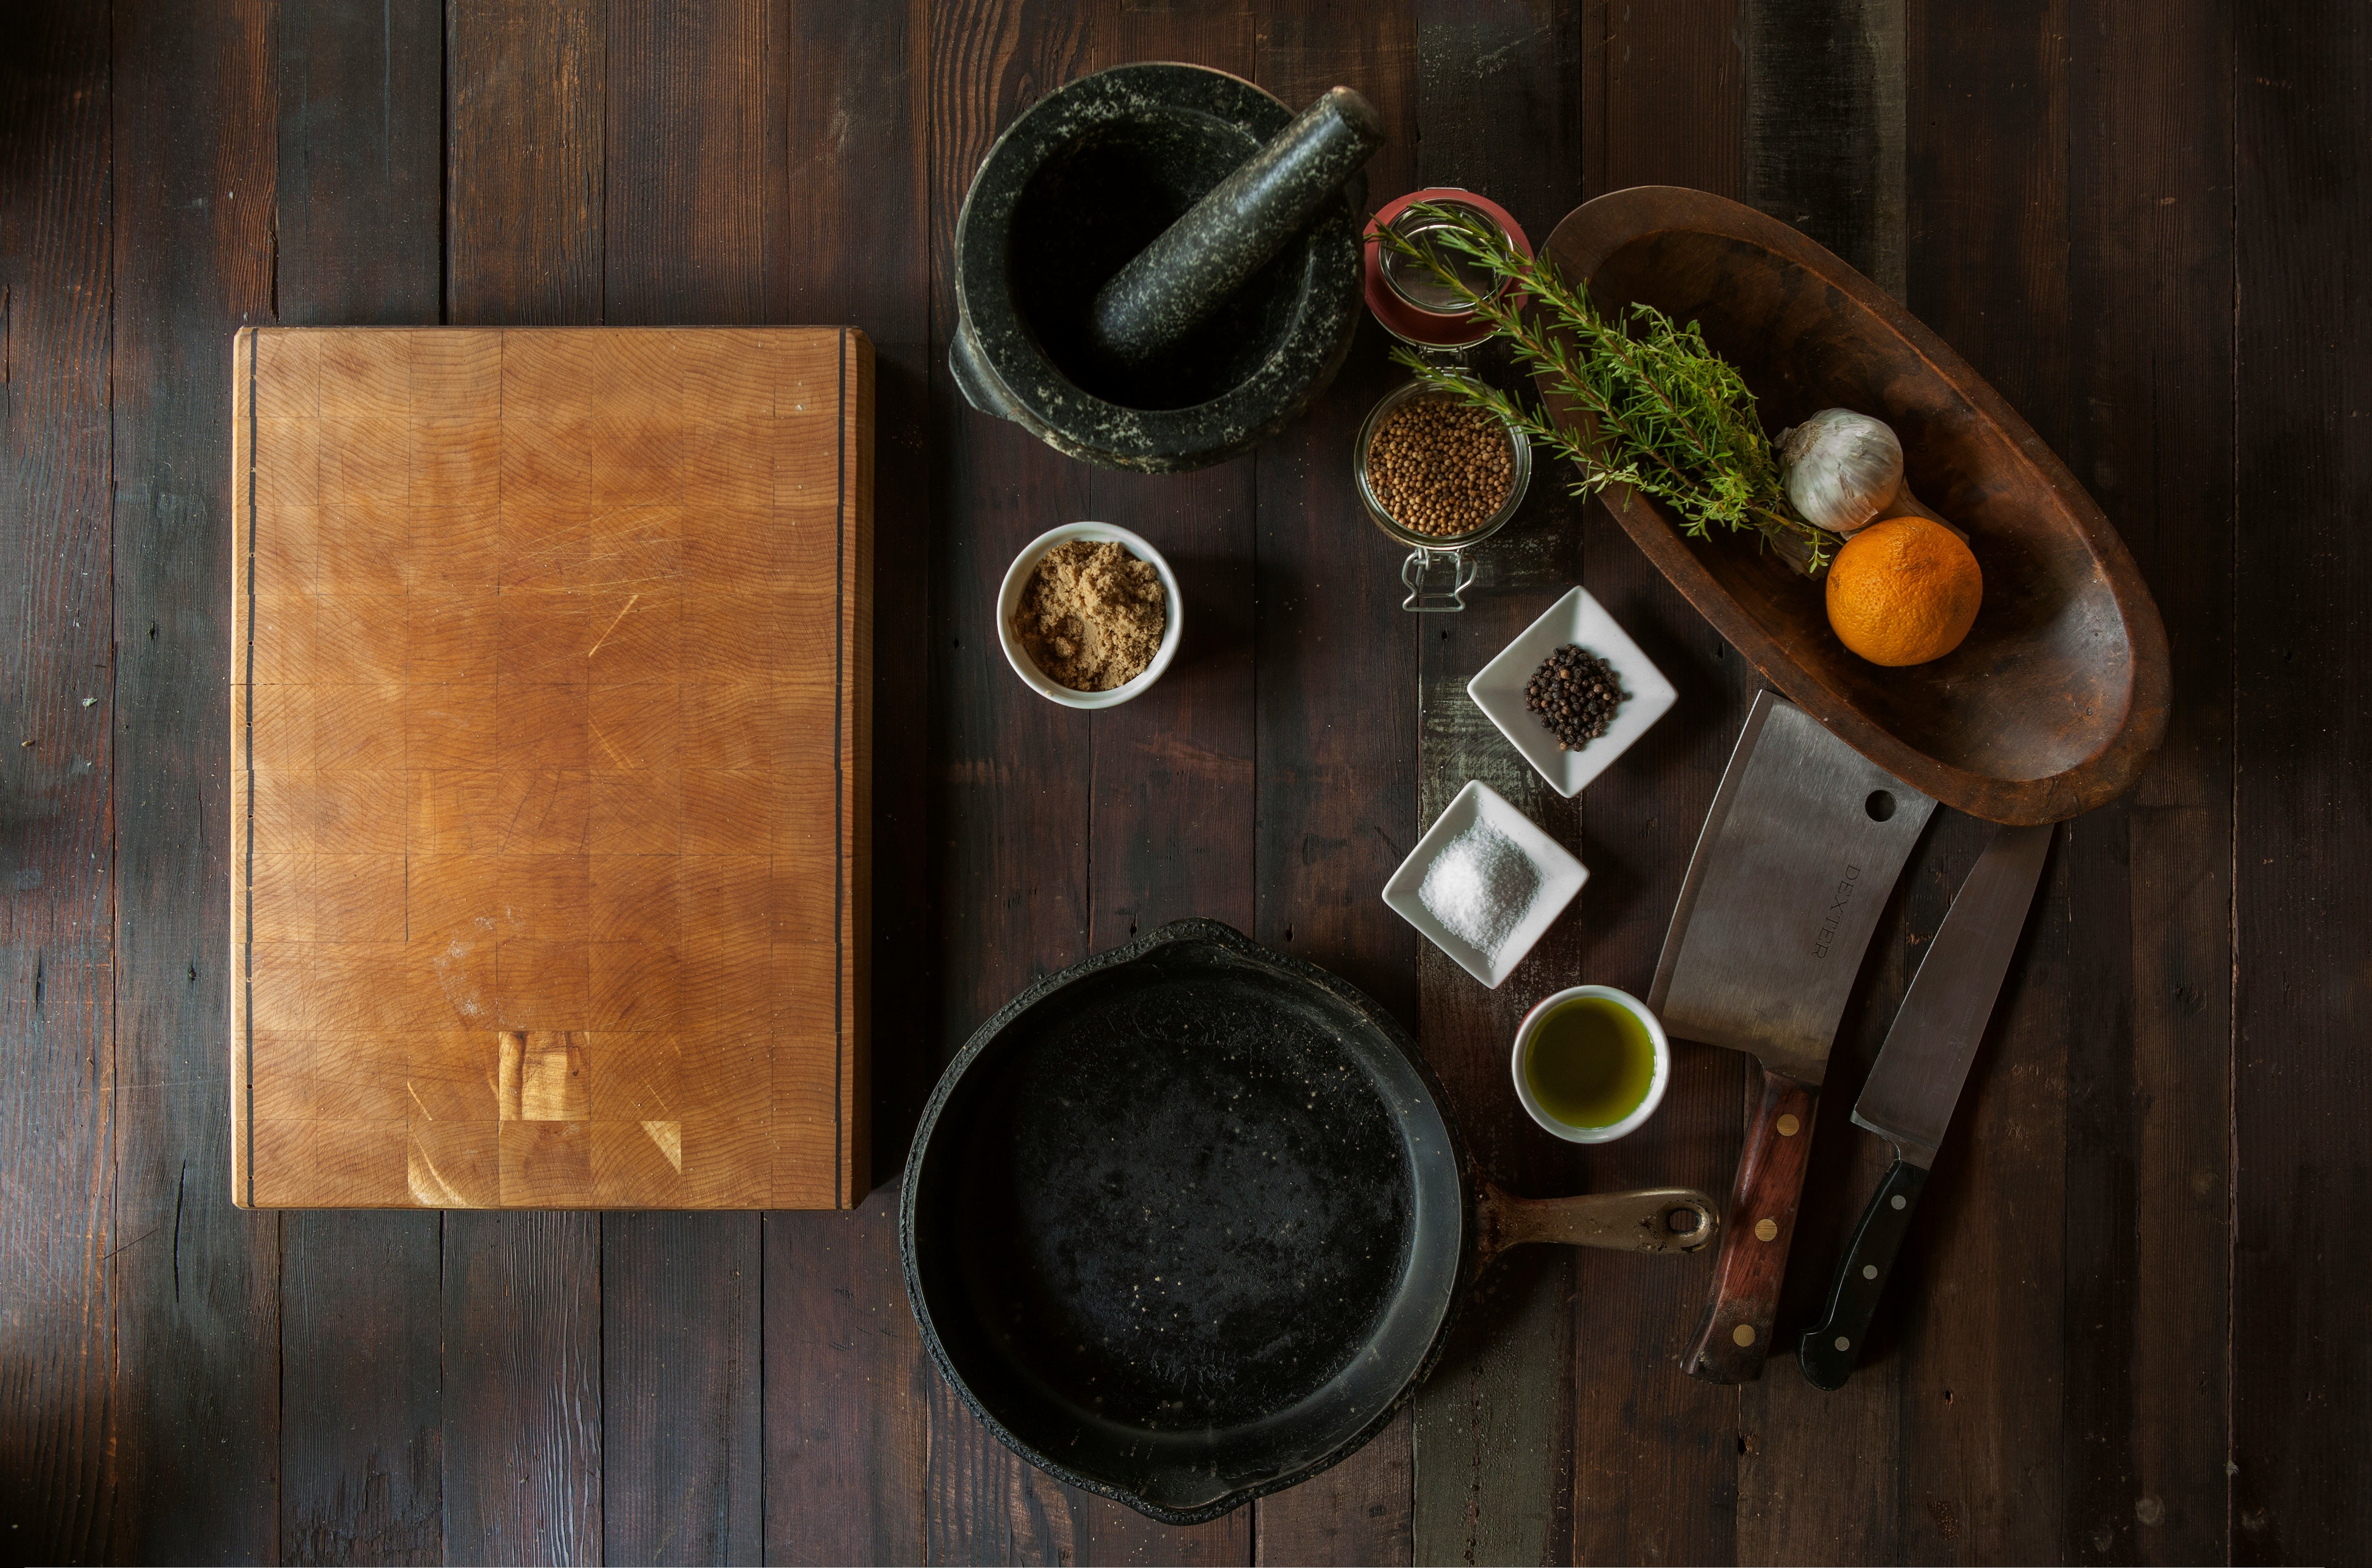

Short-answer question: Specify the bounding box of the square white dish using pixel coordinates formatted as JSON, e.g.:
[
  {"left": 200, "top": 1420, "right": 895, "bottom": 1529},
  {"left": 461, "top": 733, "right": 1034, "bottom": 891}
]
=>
[
  {"left": 1382, "top": 780, "right": 1588, "bottom": 988},
  {"left": 1467, "top": 586, "right": 1677, "bottom": 798}
]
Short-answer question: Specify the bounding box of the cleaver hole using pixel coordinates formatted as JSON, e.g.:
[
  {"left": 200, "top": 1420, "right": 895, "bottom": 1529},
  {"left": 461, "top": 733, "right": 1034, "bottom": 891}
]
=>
[{"left": 1865, "top": 789, "right": 1898, "bottom": 823}]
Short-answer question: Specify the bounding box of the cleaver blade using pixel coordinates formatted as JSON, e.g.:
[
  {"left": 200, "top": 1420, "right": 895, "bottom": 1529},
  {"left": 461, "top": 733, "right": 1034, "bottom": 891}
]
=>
[{"left": 1648, "top": 691, "right": 1935, "bottom": 1382}]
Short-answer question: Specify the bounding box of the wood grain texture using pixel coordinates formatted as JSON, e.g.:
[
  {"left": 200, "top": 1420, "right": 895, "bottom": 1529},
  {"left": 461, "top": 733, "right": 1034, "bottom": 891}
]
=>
[
  {"left": 1247, "top": 1, "right": 1424, "bottom": 1561},
  {"left": 996, "top": 0, "right": 1275, "bottom": 1561},
  {"left": 603, "top": 1210, "right": 762, "bottom": 1561},
  {"left": 1681, "top": 1073, "right": 1819, "bottom": 1383},
  {"left": 919, "top": 0, "right": 1100, "bottom": 1558},
  {"left": 446, "top": 0, "right": 605, "bottom": 329},
  {"left": 1741, "top": 0, "right": 1907, "bottom": 300},
  {"left": 281, "top": 1217, "right": 442, "bottom": 1563},
  {"left": 1888, "top": 9, "right": 2074, "bottom": 1558},
  {"left": 435, "top": 22, "right": 633, "bottom": 1567},
  {"left": 765, "top": 0, "right": 934, "bottom": 1559},
  {"left": 2054, "top": 0, "right": 2234, "bottom": 1558},
  {"left": 1567, "top": 7, "right": 1759, "bottom": 1563},
  {"left": 276, "top": 0, "right": 444, "bottom": 326},
  {"left": 766, "top": 1193, "right": 930, "bottom": 1566},
  {"left": 5, "top": 0, "right": 2360, "bottom": 1557},
  {"left": 263, "top": 11, "right": 454, "bottom": 1562},
  {"left": 2232, "top": 0, "right": 2370, "bottom": 1561},
  {"left": 606, "top": 0, "right": 788, "bottom": 326},
  {"left": 1399, "top": 2, "right": 1595, "bottom": 1562},
  {"left": 231, "top": 326, "right": 869, "bottom": 1210},
  {"left": 442, "top": 1210, "right": 603, "bottom": 1561},
  {"left": 1542, "top": 185, "right": 2171, "bottom": 828},
  {"left": 108, "top": 0, "right": 284, "bottom": 1556},
  {"left": 0, "top": 7, "right": 115, "bottom": 1558}
]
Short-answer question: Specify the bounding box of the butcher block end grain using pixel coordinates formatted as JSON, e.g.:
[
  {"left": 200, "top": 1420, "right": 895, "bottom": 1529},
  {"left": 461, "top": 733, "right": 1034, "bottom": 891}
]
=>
[{"left": 228, "top": 326, "right": 874, "bottom": 1210}]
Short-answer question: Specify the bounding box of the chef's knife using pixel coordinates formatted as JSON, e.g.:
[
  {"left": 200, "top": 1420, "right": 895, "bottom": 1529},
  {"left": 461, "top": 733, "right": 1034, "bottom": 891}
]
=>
[
  {"left": 1797, "top": 819, "right": 2054, "bottom": 1390},
  {"left": 1649, "top": 692, "right": 1937, "bottom": 1383}
]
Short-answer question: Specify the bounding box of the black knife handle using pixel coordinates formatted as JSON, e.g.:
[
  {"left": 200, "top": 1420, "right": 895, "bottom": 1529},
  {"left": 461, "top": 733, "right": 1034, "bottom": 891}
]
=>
[{"left": 1797, "top": 1158, "right": 1930, "bottom": 1390}]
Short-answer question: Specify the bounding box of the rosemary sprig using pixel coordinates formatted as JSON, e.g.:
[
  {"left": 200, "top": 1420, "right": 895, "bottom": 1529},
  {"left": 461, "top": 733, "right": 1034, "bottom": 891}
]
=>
[{"left": 1377, "top": 203, "right": 1831, "bottom": 574}]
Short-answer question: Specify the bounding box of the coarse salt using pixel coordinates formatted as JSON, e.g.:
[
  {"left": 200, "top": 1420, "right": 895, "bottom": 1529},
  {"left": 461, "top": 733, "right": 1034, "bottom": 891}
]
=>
[{"left": 1417, "top": 817, "right": 1542, "bottom": 961}]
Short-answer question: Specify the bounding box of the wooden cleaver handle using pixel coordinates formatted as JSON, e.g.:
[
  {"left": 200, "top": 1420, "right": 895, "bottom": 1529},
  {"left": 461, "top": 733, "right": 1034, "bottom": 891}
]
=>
[{"left": 1682, "top": 1069, "right": 1820, "bottom": 1383}]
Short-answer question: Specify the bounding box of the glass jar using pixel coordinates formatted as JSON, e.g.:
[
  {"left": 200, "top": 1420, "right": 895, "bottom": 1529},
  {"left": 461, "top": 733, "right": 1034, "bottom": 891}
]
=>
[
  {"left": 1354, "top": 374, "right": 1533, "bottom": 612},
  {"left": 1362, "top": 187, "right": 1534, "bottom": 353}
]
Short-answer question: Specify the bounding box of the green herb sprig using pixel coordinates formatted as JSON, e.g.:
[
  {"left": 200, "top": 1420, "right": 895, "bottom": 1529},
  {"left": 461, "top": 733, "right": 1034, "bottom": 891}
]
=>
[{"left": 1377, "top": 203, "right": 1831, "bottom": 574}]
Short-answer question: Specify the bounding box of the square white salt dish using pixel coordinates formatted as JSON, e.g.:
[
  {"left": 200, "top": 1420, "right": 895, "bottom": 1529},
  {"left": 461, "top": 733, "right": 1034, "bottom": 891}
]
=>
[
  {"left": 1382, "top": 780, "right": 1589, "bottom": 989},
  {"left": 1467, "top": 586, "right": 1678, "bottom": 798}
]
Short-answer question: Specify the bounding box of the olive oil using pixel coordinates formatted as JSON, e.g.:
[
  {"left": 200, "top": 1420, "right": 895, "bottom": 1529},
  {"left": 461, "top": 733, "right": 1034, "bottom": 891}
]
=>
[{"left": 1524, "top": 995, "right": 1656, "bottom": 1128}]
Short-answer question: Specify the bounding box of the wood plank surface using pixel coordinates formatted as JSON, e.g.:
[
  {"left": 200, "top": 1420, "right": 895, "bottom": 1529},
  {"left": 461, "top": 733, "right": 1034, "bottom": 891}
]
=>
[
  {"left": 1885, "top": 10, "right": 2074, "bottom": 1560},
  {"left": 438, "top": 18, "right": 619, "bottom": 1568},
  {"left": 108, "top": 0, "right": 283, "bottom": 1557},
  {"left": 918, "top": 0, "right": 1099, "bottom": 1559},
  {"left": 0, "top": 4, "right": 116, "bottom": 1561},
  {"left": 1569, "top": 6, "right": 1758, "bottom": 1564},
  {"left": 1, "top": 0, "right": 2365, "bottom": 1560},
  {"left": 2056, "top": 0, "right": 2234, "bottom": 1559},
  {"left": 2232, "top": 0, "right": 2372, "bottom": 1562},
  {"left": 968, "top": 0, "right": 1271, "bottom": 1560},
  {"left": 1245, "top": 6, "right": 1424, "bottom": 1562},
  {"left": 1725, "top": 0, "right": 1945, "bottom": 1549},
  {"left": 264, "top": 11, "right": 454, "bottom": 1563},
  {"left": 1402, "top": 3, "right": 1591, "bottom": 1564},
  {"left": 438, "top": 22, "right": 619, "bottom": 1564},
  {"left": 764, "top": 0, "right": 934, "bottom": 1562}
]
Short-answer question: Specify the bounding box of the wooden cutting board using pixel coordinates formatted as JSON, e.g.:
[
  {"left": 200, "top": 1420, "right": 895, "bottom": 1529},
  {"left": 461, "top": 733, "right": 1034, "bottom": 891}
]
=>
[{"left": 229, "top": 326, "right": 871, "bottom": 1209}]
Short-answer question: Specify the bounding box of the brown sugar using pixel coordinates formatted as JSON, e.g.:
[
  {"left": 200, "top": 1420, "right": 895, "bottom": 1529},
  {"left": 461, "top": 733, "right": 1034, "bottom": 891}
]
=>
[{"left": 1011, "top": 539, "right": 1168, "bottom": 692}]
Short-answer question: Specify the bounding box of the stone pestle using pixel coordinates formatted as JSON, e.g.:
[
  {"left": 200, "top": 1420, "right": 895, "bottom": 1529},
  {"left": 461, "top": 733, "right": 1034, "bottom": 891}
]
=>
[{"left": 1088, "top": 85, "right": 1385, "bottom": 368}]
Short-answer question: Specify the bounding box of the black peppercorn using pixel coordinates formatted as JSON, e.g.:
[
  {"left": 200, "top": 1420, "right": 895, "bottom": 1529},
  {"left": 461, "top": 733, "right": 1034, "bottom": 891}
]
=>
[{"left": 1523, "top": 643, "right": 1627, "bottom": 751}]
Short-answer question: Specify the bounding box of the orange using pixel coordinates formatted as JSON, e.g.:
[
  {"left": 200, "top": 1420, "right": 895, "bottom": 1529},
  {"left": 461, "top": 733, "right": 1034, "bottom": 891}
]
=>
[{"left": 1824, "top": 517, "right": 1983, "bottom": 667}]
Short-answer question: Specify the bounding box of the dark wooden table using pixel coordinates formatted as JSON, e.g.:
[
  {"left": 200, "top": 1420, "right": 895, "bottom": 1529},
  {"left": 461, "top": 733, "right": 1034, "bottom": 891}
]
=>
[{"left": 4, "top": 0, "right": 2362, "bottom": 1562}]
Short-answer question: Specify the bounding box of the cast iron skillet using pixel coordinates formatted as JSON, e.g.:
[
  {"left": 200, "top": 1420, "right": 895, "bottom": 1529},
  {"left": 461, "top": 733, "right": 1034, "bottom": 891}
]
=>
[{"left": 902, "top": 919, "right": 1718, "bottom": 1524}]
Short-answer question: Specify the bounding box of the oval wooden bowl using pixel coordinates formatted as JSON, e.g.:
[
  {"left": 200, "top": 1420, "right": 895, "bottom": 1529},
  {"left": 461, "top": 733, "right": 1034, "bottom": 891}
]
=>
[{"left": 1541, "top": 187, "right": 2169, "bottom": 825}]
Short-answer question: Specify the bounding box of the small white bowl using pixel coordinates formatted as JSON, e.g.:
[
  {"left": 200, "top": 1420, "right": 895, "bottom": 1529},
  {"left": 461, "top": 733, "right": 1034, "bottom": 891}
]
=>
[
  {"left": 1381, "top": 780, "right": 1587, "bottom": 988},
  {"left": 1510, "top": 984, "right": 1672, "bottom": 1144},
  {"left": 1467, "top": 586, "right": 1677, "bottom": 798},
  {"left": 997, "top": 523, "right": 1184, "bottom": 710}
]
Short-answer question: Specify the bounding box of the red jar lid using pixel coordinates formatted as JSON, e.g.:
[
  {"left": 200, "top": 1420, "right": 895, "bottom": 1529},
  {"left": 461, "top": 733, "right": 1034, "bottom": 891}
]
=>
[{"left": 1362, "top": 188, "right": 1534, "bottom": 349}]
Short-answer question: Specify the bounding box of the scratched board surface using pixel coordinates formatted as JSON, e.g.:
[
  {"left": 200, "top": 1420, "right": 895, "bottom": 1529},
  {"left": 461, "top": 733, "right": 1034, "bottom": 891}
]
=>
[{"left": 227, "top": 326, "right": 872, "bottom": 1210}]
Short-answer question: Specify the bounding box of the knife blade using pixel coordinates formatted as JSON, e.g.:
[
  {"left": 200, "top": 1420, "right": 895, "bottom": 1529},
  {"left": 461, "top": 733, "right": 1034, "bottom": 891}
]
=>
[
  {"left": 1649, "top": 691, "right": 1937, "bottom": 1382},
  {"left": 1797, "top": 819, "right": 2054, "bottom": 1390}
]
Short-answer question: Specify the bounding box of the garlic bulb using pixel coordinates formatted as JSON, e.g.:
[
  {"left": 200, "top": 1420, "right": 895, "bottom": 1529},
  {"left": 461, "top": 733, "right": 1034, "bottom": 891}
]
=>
[{"left": 1778, "top": 409, "right": 1905, "bottom": 534}]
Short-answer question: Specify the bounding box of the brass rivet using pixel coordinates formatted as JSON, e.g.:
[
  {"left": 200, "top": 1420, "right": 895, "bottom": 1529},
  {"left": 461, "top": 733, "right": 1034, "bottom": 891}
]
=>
[
  {"left": 1755, "top": 1218, "right": 1778, "bottom": 1241},
  {"left": 1834, "top": 1335, "right": 1851, "bottom": 1352},
  {"left": 1862, "top": 1264, "right": 1879, "bottom": 1280},
  {"left": 1776, "top": 1114, "right": 1801, "bottom": 1137},
  {"left": 1732, "top": 1323, "right": 1757, "bottom": 1347}
]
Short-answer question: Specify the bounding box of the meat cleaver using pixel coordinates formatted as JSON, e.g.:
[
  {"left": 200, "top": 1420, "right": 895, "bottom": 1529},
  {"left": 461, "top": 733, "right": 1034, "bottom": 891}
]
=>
[{"left": 1649, "top": 691, "right": 1936, "bottom": 1382}]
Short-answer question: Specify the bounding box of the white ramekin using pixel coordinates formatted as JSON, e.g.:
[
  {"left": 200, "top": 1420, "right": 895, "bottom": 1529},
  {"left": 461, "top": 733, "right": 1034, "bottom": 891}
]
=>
[{"left": 995, "top": 523, "right": 1184, "bottom": 710}]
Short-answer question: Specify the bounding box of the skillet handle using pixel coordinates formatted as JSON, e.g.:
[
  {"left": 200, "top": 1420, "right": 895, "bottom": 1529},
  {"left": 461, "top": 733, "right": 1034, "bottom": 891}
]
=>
[{"left": 1476, "top": 1184, "right": 1719, "bottom": 1263}]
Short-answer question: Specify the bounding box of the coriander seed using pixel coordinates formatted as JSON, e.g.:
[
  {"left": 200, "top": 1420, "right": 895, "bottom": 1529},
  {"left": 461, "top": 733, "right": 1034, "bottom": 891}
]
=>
[{"left": 1364, "top": 393, "right": 1516, "bottom": 539}]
